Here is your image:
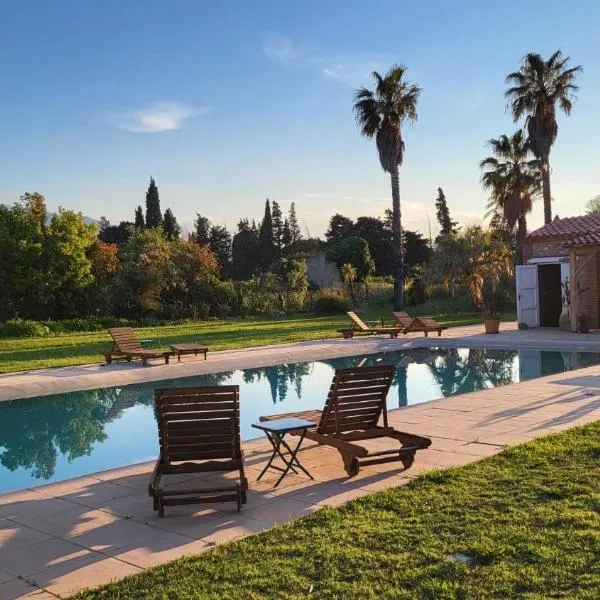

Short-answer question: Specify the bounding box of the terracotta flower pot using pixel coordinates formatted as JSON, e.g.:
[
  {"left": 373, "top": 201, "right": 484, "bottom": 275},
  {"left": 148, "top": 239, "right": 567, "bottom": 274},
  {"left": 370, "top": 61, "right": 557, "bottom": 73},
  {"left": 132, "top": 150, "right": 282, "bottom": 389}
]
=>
[{"left": 484, "top": 317, "right": 500, "bottom": 334}]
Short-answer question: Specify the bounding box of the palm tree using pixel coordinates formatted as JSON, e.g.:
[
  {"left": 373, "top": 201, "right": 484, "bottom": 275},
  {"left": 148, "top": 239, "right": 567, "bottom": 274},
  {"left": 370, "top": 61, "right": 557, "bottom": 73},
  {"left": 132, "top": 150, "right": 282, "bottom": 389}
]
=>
[
  {"left": 353, "top": 65, "right": 421, "bottom": 308},
  {"left": 341, "top": 262, "right": 357, "bottom": 302},
  {"left": 505, "top": 51, "right": 582, "bottom": 224},
  {"left": 480, "top": 129, "right": 542, "bottom": 254}
]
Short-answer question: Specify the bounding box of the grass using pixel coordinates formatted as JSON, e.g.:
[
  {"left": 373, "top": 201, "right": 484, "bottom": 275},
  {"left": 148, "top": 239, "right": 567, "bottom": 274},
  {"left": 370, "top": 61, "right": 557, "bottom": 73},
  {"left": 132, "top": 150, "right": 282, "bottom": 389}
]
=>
[
  {"left": 0, "top": 299, "right": 498, "bottom": 374},
  {"left": 73, "top": 422, "right": 600, "bottom": 599}
]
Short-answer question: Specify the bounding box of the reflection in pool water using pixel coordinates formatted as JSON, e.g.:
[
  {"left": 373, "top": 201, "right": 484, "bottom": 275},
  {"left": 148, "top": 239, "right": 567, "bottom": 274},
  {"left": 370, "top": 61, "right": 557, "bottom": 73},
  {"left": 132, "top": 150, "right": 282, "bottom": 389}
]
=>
[{"left": 0, "top": 348, "right": 598, "bottom": 492}]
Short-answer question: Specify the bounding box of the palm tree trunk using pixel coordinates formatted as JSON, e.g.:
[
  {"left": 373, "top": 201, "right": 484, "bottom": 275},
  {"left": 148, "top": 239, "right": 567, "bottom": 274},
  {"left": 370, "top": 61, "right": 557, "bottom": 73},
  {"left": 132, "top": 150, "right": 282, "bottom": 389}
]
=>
[
  {"left": 542, "top": 159, "right": 552, "bottom": 224},
  {"left": 390, "top": 166, "right": 404, "bottom": 309},
  {"left": 517, "top": 215, "right": 527, "bottom": 264}
]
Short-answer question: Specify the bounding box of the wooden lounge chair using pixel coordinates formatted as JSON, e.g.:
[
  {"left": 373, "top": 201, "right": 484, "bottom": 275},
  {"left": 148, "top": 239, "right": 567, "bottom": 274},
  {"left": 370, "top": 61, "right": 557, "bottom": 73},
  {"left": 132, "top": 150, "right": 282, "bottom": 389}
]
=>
[
  {"left": 403, "top": 316, "right": 448, "bottom": 337},
  {"left": 260, "top": 365, "right": 431, "bottom": 476},
  {"left": 104, "top": 327, "right": 173, "bottom": 366},
  {"left": 339, "top": 311, "right": 403, "bottom": 339},
  {"left": 149, "top": 386, "right": 248, "bottom": 517},
  {"left": 392, "top": 310, "right": 414, "bottom": 329}
]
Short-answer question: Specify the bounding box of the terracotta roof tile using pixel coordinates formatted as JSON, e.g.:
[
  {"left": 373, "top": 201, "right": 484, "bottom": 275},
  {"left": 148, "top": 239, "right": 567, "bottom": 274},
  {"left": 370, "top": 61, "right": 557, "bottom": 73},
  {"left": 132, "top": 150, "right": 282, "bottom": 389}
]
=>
[{"left": 526, "top": 214, "right": 600, "bottom": 246}]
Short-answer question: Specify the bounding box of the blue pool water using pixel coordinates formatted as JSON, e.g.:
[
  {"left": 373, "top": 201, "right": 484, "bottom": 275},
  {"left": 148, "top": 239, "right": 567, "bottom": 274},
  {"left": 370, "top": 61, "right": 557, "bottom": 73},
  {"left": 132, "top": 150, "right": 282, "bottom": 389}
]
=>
[{"left": 1, "top": 347, "right": 598, "bottom": 493}]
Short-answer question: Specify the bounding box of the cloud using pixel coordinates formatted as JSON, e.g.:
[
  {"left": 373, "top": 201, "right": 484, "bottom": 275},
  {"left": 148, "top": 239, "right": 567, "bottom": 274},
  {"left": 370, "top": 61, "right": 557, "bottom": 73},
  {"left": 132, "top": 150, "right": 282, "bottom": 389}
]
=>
[
  {"left": 321, "top": 61, "right": 384, "bottom": 86},
  {"left": 114, "top": 102, "right": 209, "bottom": 133},
  {"left": 262, "top": 34, "right": 302, "bottom": 65},
  {"left": 262, "top": 34, "right": 384, "bottom": 87}
]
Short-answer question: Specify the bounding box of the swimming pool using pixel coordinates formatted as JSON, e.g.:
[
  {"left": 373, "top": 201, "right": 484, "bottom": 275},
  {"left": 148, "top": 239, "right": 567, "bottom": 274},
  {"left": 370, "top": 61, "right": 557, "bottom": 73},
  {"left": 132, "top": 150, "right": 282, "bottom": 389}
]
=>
[{"left": 1, "top": 347, "right": 598, "bottom": 493}]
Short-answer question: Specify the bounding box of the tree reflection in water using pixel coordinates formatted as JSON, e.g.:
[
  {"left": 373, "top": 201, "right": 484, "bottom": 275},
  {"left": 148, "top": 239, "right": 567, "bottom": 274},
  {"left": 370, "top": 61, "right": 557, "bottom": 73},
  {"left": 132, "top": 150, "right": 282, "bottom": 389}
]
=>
[
  {"left": 0, "top": 391, "right": 113, "bottom": 480},
  {"left": 427, "top": 348, "right": 517, "bottom": 396},
  {"left": 242, "top": 363, "right": 312, "bottom": 403}
]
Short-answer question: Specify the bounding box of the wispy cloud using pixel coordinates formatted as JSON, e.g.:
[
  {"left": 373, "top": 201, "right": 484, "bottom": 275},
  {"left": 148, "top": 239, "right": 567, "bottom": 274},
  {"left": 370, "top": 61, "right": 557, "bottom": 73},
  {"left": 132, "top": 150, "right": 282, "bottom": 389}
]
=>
[
  {"left": 321, "top": 62, "right": 384, "bottom": 85},
  {"left": 262, "top": 34, "right": 385, "bottom": 87},
  {"left": 262, "top": 34, "right": 303, "bottom": 65},
  {"left": 114, "top": 102, "right": 210, "bottom": 133}
]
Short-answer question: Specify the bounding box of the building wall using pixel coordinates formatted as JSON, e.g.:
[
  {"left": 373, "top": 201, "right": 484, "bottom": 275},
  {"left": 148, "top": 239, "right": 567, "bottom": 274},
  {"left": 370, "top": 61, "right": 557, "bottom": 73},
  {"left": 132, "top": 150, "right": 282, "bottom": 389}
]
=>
[
  {"left": 522, "top": 239, "right": 569, "bottom": 262},
  {"left": 574, "top": 250, "right": 600, "bottom": 330},
  {"left": 305, "top": 254, "right": 343, "bottom": 289}
]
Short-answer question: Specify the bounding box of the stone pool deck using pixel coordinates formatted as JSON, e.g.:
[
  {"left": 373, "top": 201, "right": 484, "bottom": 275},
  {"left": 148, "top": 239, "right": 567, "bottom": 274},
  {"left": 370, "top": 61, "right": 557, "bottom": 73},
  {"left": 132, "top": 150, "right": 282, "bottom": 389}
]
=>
[{"left": 1, "top": 323, "right": 600, "bottom": 597}]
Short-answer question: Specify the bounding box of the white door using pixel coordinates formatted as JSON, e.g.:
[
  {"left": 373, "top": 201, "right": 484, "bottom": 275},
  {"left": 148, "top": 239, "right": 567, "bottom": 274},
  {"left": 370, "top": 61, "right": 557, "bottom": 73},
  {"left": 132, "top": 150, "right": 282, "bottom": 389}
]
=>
[{"left": 516, "top": 265, "right": 539, "bottom": 327}]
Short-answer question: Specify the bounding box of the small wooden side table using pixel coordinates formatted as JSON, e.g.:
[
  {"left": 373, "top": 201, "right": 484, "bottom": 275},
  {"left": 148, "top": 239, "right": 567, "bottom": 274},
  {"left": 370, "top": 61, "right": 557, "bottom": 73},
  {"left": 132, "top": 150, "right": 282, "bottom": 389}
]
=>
[{"left": 170, "top": 343, "right": 209, "bottom": 362}]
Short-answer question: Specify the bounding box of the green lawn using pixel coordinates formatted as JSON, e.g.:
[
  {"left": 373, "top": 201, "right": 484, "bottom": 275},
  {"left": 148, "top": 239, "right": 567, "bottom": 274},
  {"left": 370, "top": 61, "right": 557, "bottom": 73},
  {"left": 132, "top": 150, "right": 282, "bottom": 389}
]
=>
[
  {"left": 0, "top": 303, "right": 490, "bottom": 374},
  {"left": 73, "top": 422, "right": 600, "bottom": 599}
]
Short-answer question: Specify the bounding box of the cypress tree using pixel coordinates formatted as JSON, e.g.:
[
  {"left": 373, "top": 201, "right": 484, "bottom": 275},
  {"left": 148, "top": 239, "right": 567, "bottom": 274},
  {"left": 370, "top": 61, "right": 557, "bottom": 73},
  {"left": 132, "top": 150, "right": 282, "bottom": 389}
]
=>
[
  {"left": 163, "top": 208, "right": 179, "bottom": 241},
  {"left": 194, "top": 214, "right": 211, "bottom": 245},
  {"left": 258, "top": 199, "right": 276, "bottom": 269},
  {"left": 282, "top": 218, "right": 292, "bottom": 249},
  {"left": 272, "top": 201, "right": 283, "bottom": 256},
  {"left": 209, "top": 225, "right": 232, "bottom": 276},
  {"left": 134, "top": 206, "right": 145, "bottom": 229},
  {"left": 435, "top": 187, "right": 456, "bottom": 237},
  {"left": 145, "top": 177, "right": 162, "bottom": 229},
  {"left": 288, "top": 202, "right": 301, "bottom": 243}
]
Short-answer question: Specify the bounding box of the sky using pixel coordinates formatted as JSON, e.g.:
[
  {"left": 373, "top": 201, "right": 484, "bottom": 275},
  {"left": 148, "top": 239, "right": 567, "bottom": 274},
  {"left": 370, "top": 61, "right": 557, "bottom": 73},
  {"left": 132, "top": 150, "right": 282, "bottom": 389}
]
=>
[{"left": 1, "top": 0, "right": 599, "bottom": 238}]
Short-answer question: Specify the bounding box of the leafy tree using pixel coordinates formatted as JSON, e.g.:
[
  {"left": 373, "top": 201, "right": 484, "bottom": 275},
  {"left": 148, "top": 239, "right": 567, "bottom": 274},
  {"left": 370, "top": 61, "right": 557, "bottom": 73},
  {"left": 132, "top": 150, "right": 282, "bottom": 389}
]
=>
[
  {"left": 134, "top": 205, "right": 145, "bottom": 229},
  {"left": 44, "top": 209, "right": 98, "bottom": 317},
  {"left": 98, "top": 221, "right": 133, "bottom": 245},
  {"left": 163, "top": 208, "right": 180, "bottom": 241},
  {"left": 505, "top": 50, "right": 582, "bottom": 224},
  {"left": 585, "top": 195, "right": 600, "bottom": 215},
  {"left": 194, "top": 214, "right": 211, "bottom": 245},
  {"left": 434, "top": 188, "right": 456, "bottom": 237},
  {"left": 404, "top": 230, "right": 431, "bottom": 267},
  {"left": 285, "top": 259, "right": 309, "bottom": 309},
  {"left": 209, "top": 225, "right": 232, "bottom": 276},
  {"left": 87, "top": 241, "right": 119, "bottom": 314},
  {"left": 232, "top": 219, "right": 260, "bottom": 280},
  {"left": 272, "top": 201, "right": 284, "bottom": 256},
  {"left": 0, "top": 200, "right": 45, "bottom": 319},
  {"left": 480, "top": 129, "right": 542, "bottom": 253},
  {"left": 354, "top": 216, "right": 393, "bottom": 275},
  {"left": 325, "top": 214, "right": 355, "bottom": 243},
  {"left": 116, "top": 228, "right": 172, "bottom": 315},
  {"left": 326, "top": 236, "right": 375, "bottom": 281},
  {"left": 20, "top": 192, "right": 47, "bottom": 231},
  {"left": 145, "top": 177, "right": 162, "bottom": 228},
  {"left": 288, "top": 202, "right": 302, "bottom": 243},
  {"left": 282, "top": 218, "right": 292, "bottom": 249},
  {"left": 258, "top": 199, "right": 276, "bottom": 269},
  {"left": 354, "top": 65, "right": 421, "bottom": 308}
]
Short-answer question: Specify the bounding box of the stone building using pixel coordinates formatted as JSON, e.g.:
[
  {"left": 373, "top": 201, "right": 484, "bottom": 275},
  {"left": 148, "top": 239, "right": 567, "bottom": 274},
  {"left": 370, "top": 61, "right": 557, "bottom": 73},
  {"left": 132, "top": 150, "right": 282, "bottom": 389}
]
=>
[{"left": 519, "top": 214, "right": 600, "bottom": 331}]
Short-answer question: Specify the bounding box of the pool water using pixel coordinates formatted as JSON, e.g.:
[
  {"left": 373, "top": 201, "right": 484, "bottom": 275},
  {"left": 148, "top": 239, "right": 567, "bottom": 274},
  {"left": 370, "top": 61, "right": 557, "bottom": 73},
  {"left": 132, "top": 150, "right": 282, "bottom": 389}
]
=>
[{"left": 1, "top": 347, "right": 598, "bottom": 493}]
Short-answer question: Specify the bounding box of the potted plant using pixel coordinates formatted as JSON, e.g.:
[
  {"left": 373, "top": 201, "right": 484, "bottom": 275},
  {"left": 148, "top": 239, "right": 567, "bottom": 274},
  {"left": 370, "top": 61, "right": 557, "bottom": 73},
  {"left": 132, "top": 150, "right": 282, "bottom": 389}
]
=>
[{"left": 480, "top": 287, "right": 507, "bottom": 334}]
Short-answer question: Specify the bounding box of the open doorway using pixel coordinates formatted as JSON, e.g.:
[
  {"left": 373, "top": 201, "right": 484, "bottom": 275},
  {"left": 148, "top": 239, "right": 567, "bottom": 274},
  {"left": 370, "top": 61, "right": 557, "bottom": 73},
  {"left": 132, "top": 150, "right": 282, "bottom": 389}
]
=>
[{"left": 538, "top": 264, "right": 562, "bottom": 327}]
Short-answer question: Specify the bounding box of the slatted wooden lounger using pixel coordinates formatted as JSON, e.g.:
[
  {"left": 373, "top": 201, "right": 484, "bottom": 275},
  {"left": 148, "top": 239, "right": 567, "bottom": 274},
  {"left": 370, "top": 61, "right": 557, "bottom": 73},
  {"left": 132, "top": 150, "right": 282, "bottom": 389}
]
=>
[
  {"left": 260, "top": 365, "right": 431, "bottom": 476},
  {"left": 403, "top": 316, "right": 448, "bottom": 337},
  {"left": 392, "top": 310, "right": 414, "bottom": 329},
  {"left": 339, "top": 311, "right": 403, "bottom": 339},
  {"left": 104, "top": 327, "right": 174, "bottom": 366},
  {"left": 149, "top": 386, "right": 248, "bottom": 517}
]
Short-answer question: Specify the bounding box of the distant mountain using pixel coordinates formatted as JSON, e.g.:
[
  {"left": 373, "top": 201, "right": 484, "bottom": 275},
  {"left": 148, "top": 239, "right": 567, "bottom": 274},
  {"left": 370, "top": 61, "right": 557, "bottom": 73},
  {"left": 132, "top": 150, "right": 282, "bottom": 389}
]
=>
[{"left": 46, "top": 212, "right": 99, "bottom": 226}]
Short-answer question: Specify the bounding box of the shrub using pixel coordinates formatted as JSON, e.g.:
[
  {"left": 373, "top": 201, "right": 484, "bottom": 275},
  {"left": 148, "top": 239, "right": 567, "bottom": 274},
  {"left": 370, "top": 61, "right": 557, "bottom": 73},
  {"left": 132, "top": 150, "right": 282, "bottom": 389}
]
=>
[
  {"left": 0, "top": 319, "right": 47, "bottom": 338},
  {"left": 312, "top": 290, "right": 351, "bottom": 315}
]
